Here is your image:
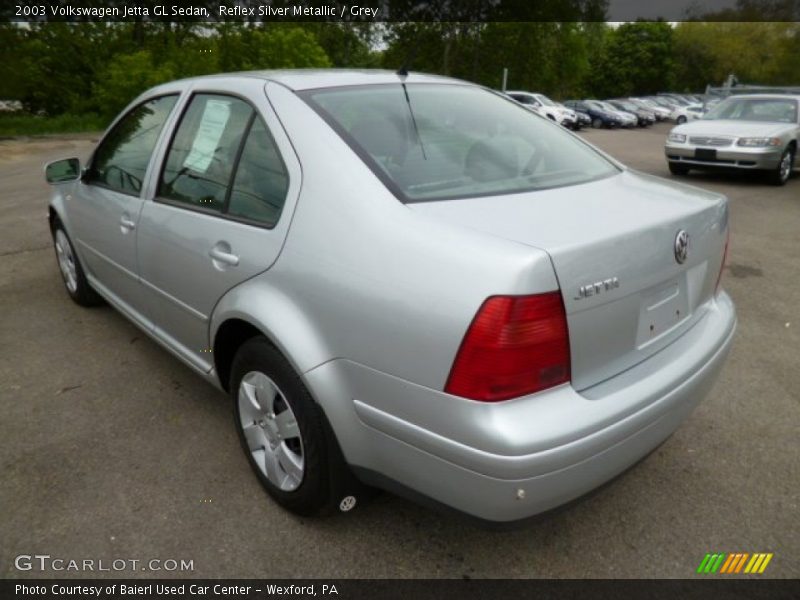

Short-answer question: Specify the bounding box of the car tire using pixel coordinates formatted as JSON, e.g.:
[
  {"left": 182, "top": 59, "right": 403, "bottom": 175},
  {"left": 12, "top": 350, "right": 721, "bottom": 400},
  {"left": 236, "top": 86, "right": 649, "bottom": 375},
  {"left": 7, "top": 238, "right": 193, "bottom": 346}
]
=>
[
  {"left": 669, "top": 162, "right": 690, "bottom": 176},
  {"left": 676, "top": 116, "right": 687, "bottom": 124},
  {"left": 767, "top": 146, "right": 794, "bottom": 186},
  {"left": 592, "top": 118, "right": 603, "bottom": 129},
  {"left": 230, "top": 337, "right": 363, "bottom": 516},
  {"left": 51, "top": 224, "right": 103, "bottom": 307}
]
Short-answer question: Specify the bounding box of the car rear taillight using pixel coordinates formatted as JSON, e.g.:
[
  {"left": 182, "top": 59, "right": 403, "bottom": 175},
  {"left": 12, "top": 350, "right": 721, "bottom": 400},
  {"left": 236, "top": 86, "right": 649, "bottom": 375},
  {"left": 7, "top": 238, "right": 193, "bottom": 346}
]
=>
[
  {"left": 715, "top": 229, "right": 730, "bottom": 295},
  {"left": 444, "top": 292, "right": 571, "bottom": 402}
]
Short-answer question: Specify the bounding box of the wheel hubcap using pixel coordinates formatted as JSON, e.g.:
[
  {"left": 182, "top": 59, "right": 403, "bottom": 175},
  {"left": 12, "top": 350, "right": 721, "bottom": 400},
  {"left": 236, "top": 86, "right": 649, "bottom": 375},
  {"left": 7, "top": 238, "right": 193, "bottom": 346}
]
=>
[
  {"left": 238, "top": 371, "right": 304, "bottom": 491},
  {"left": 780, "top": 153, "right": 792, "bottom": 181},
  {"left": 54, "top": 230, "right": 78, "bottom": 293}
]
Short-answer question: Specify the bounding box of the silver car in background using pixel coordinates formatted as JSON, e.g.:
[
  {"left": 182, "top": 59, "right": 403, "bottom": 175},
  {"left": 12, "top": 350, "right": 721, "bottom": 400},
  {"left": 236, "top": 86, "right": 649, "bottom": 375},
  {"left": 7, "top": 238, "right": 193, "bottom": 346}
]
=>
[
  {"left": 45, "top": 70, "right": 735, "bottom": 523},
  {"left": 665, "top": 94, "right": 799, "bottom": 185}
]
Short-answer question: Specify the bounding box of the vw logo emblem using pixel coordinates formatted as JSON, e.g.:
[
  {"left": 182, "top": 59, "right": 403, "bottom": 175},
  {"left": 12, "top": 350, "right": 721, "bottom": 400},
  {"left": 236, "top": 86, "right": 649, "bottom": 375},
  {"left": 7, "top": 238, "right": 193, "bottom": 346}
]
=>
[{"left": 674, "top": 230, "right": 689, "bottom": 264}]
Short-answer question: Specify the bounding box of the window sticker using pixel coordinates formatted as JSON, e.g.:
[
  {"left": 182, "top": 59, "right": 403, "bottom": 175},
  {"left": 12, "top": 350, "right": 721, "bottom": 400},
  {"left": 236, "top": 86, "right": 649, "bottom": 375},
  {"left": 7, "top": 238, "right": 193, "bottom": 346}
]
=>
[{"left": 183, "top": 99, "right": 232, "bottom": 173}]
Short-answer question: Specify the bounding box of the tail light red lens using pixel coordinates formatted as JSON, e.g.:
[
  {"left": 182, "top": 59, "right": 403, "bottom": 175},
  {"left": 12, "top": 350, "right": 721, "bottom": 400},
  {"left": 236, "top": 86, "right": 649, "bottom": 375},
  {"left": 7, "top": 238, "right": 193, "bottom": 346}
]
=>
[
  {"left": 715, "top": 228, "right": 730, "bottom": 295},
  {"left": 444, "top": 292, "right": 571, "bottom": 402}
]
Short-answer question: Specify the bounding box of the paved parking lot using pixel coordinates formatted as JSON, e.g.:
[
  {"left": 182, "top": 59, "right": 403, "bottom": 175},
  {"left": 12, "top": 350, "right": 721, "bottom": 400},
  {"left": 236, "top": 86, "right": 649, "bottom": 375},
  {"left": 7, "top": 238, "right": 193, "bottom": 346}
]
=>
[{"left": 1, "top": 123, "right": 798, "bottom": 578}]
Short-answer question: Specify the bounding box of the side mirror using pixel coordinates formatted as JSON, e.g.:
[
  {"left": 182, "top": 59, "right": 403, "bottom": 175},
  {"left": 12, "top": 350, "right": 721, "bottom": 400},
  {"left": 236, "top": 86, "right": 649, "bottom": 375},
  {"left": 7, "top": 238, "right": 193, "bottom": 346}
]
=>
[{"left": 45, "top": 158, "right": 81, "bottom": 184}]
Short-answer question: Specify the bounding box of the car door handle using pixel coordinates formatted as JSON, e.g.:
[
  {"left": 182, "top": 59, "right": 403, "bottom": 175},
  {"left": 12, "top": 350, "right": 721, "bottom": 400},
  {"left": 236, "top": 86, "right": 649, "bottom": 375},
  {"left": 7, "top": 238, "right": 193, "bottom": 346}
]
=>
[
  {"left": 209, "top": 246, "right": 239, "bottom": 267},
  {"left": 120, "top": 216, "right": 136, "bottom": 231}
]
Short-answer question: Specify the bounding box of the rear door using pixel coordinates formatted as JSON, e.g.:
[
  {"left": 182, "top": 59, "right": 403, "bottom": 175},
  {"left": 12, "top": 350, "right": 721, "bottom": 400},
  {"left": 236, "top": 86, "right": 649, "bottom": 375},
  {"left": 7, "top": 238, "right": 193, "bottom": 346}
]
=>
[
  {"left": 136, "top": 79, "right": 301, "bottom": 372},
  {"left": 69, "top": 95, "right": 178, "bottom": 324}
]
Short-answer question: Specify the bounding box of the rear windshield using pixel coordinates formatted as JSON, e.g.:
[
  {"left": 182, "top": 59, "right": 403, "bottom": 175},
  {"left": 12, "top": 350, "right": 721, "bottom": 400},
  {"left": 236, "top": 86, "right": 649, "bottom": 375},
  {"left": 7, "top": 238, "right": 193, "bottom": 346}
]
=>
[{"left": 301, "top": 83, "right": 618, "bottom": 202}]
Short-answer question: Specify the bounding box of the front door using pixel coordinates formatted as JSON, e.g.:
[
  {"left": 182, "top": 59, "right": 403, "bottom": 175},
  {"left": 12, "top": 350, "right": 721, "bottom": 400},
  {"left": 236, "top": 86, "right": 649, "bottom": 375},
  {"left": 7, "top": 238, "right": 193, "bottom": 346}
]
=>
[{"left": 69, "top": 95, "right": 179, "bottom": 325}]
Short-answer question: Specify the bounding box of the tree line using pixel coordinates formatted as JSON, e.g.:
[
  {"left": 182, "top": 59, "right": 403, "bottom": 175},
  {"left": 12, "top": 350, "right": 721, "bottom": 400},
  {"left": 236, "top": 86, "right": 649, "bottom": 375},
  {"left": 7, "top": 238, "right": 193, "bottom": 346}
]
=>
[{"left": 1, "top": 18, "right": 798, "bottom": 122}]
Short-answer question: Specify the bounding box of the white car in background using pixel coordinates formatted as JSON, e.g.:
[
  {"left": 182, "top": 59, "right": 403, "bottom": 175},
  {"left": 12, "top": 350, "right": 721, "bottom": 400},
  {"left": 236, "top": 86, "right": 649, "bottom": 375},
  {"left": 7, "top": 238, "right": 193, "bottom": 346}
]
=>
[
  {"left": 669, "top": 105, "right": 696, "bottom": 124},
  {"left": 685, "top": 104, "right": 706, "bottom": 121},
  {"left": 506, "top": 91, "right": 579, "bottom": 129}
]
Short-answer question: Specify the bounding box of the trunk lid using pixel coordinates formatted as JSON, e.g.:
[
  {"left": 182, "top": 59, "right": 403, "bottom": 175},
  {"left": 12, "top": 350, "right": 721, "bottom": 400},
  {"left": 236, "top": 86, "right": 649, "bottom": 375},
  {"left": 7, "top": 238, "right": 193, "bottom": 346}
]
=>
[{"left": 409, "top": 170, "right": 729, "bottom": 391}]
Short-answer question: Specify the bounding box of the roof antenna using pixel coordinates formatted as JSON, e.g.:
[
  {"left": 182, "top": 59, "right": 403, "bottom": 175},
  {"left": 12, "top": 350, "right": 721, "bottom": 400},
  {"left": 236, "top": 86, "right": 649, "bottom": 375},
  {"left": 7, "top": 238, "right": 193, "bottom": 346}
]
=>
[
  {"left": 397, "top": 46, "right": 426, "bottom": 160},
  {"left": 399, "top": 77, "right": 427, "bottom": 160},
  {"left": 397, "top": 43, "right": 418, "bottom": 79}
]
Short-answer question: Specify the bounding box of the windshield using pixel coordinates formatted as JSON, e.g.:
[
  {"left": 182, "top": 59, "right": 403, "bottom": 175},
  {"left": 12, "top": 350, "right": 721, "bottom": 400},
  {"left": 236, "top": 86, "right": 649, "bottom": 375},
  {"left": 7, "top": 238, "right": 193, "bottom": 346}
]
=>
[
  {"left": 667, "top": 97, "right": 690, "bottom": 106},
  {"left": 535, "top": 94, "right": 557, "bottom": 107},
  {"left": 703, "top": 97, "right": 798, "bottom": 123},
  {"left": 302, "top": 84, "right": 618, "bottom": 202}
]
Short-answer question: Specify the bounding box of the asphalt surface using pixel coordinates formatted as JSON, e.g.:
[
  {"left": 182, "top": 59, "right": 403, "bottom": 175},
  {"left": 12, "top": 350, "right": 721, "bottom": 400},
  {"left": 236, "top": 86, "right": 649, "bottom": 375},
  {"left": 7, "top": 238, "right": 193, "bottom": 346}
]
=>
[{"left": 1, "top": 123, "right": 798, "bottom": 579}]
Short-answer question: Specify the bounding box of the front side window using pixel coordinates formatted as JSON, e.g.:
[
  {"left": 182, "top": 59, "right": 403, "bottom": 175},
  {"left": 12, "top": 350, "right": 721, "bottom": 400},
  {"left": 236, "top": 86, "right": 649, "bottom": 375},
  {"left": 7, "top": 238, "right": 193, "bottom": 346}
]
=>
[
  {"left": 510, "top": 94, "right": 534, "bottom": 106},
  {"left": 86, "top": 95, "right": 178, "bottom": 195},
  {"left": 159, "top": 94, "right": 254, "bottom": 213},
  {"left": 302, "top": 84, "right": 618, "bottom": 203}
]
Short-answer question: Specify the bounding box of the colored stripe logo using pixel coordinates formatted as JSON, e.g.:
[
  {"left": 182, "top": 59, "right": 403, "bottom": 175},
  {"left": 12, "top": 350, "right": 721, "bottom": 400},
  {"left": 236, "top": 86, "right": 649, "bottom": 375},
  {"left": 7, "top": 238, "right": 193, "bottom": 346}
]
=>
[{"left": 697, "top": 552, "right": 773, "bottom": 574}]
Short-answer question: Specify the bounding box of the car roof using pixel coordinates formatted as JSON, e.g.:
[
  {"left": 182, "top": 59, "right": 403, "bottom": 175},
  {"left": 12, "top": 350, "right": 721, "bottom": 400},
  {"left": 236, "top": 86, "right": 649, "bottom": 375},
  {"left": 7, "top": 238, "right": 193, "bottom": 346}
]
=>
[
  {"left": 163, "top": 69, "right": 465, "bottom": 92},
  {"left": 718, "top": 93, "right": 800, "bottom": 100}
]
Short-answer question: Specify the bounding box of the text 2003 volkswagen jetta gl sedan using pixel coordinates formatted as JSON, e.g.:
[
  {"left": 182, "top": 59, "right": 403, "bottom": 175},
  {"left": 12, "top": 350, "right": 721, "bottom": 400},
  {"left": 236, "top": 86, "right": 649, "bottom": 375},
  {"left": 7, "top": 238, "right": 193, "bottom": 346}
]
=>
[{"left": 45, "top": 70, "right": 736, "bottom": 523}]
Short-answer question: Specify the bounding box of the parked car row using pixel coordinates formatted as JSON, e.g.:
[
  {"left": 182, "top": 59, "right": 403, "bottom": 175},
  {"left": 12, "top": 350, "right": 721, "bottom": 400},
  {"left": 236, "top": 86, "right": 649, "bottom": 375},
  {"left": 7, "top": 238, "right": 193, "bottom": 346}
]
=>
[
  {"left": 504, "top": 90, "right": 711, "bottom": 131},
  {"left": 563, "top": 93, "right": 709, "bottom": 129}
]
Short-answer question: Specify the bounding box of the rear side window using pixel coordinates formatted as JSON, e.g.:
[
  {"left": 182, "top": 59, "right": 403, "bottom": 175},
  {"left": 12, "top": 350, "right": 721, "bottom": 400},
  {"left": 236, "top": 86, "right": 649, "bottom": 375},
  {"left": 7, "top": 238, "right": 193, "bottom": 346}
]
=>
[
  {"left": 159, "top": 94, "right": 254, "bottom": 212},
  {"left": 227, "top": 118, "right": 289, "bottom": 227},
  {"left": 86, "top": 95, "right": 178, "bottom": 195}
]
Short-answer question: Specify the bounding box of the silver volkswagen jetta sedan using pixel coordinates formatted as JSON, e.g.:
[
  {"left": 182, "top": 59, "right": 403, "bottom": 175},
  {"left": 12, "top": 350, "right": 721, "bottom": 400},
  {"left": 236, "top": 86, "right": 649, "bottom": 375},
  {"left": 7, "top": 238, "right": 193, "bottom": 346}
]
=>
[{"left": 45, "top": 70, "right": 736, "bottom": 523}]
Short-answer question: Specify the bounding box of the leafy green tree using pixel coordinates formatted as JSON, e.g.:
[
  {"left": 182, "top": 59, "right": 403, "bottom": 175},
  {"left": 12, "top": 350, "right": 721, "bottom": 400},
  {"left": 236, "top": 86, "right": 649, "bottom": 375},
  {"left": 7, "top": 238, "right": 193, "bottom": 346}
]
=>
[
  {"left": 0, "top": 23, "right": 26, "bottom": 101},
  {"left": 587, "top": 21, "right": 674, "bottom": 98},
  {"left": 241, "top": 26, "right": 332, "bottom": 70},
  {"left": 304, "top": 23, "right": 381, "bottom": 68},
  {"left": 92, "top": 51, "right": 176, "bottom": 118}
]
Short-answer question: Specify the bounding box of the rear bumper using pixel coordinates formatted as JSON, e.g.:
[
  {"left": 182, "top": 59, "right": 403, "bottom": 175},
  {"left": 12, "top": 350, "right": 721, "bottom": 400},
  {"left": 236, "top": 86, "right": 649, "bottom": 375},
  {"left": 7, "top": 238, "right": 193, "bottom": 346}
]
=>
[
  {"left": 665, "top": 144, "right": 782, "bottom": 170},
  {"left": 305, "top": 293, "right": 736, "bottom": 523}
]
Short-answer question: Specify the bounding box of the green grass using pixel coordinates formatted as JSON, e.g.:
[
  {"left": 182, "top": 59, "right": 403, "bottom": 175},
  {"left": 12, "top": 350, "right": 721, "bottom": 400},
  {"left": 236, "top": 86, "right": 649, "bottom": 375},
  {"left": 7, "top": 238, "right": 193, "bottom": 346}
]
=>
[{"left": 0, "top": 113, "right": 107, "bottom": 137}]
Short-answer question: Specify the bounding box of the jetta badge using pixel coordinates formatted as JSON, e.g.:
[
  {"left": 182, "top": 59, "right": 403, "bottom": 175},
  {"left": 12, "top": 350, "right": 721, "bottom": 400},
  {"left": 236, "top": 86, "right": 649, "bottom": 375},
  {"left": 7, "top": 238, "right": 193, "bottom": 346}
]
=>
[{"left": 674, "top": 230, "right": 689, "bottom": 264}]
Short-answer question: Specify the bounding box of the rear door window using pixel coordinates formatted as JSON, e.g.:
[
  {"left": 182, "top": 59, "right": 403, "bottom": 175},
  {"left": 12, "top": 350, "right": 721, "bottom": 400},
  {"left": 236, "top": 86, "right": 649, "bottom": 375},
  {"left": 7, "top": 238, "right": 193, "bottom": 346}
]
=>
[
  {"left": 158, "top": 94, "right": 254, "bottom": 213},
  {"left": 157, "top": 93, "right": 290, "bottom": 226}
]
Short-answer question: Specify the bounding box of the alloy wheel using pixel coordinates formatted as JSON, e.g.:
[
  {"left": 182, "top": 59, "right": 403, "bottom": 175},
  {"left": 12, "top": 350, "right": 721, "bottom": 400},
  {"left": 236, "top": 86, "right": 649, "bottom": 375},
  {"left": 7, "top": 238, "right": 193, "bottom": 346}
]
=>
[
  {"left": 237, "top": 371, "right": 304, "bottom": 492},
  {"left": 54, "top": 230, "right": 78, "bottom": 293}
]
